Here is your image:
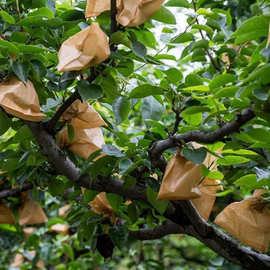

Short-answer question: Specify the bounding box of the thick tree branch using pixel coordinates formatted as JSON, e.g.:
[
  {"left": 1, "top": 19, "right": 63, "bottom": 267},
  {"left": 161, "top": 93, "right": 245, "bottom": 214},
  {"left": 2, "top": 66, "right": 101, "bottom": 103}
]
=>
[
  {"left": 149, "top": 109, "right": 255, "bottom": 171},
  {"left": 129, "top": 221, "right": 184, "bottom": 240},
  {"left": 0, "top": 183, "right": 33, "bottom": 199},
  {"left": 110, "top": 0, "right": 118, "bottom": 35}
]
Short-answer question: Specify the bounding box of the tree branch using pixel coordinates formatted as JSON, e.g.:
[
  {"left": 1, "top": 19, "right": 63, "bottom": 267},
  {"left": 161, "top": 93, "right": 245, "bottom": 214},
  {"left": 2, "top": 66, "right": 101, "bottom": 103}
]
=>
[
  {"left": 0, "top": 183, "right": 33, "bottom": 199},
  {"left": 149, "top": 109, "right": 255, "bottom": 170},
  {"left": 110, "top": 0, "right": 118, "bottom": 35}
]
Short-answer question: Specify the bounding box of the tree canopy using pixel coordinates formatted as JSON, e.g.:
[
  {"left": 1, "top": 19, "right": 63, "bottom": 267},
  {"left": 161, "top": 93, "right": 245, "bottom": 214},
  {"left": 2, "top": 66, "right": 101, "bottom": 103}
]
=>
[{"left": 1, "top": 0, "right": 270, "bottom": 269}]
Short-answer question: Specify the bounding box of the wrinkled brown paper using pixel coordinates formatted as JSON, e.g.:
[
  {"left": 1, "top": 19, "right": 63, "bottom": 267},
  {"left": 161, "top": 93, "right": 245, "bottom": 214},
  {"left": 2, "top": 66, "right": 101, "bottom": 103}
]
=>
[
  {"left": 157, "top": 151, "right": 202, "bottom": 200},
  {"left": 58, "top": 127, "right": 105, "bottom": 159},
  {"left": 57, "top": 22, "right": 110, "bottom": 72},
  {"left": 215, "top": 190, "right": 270, "bottom": 252},
  {"left": 0, "top": 201, "right": 15, "bottom": 224},
  {"left": 85, "top": 0, "right": 165, "bottom": 27},
  {"left": 61, "top": 100, "right": 106, "bottom": 129},
  {"left": 58, "top": 204, "right": 71, "bottom": 218},
  {"left": 23, "top": 227, "right": 37, "bottom": 238},
  {"left": 51, "top": 223, "right": 69, "bottom": 235},
  {"left": 89, "top": 192, "right": 115, "bottom": 223},
  {"left": 11, "top": 251, "right": 45, "bottom": 268},
  {"left": 19, "top": 192, "right": 48, "bottom": 225},
  {"left": 0, "top": 77, "right": 46, "bottom": 121},
  {"left": 192, "top": 178, "right": 221, "bottom": 221}
]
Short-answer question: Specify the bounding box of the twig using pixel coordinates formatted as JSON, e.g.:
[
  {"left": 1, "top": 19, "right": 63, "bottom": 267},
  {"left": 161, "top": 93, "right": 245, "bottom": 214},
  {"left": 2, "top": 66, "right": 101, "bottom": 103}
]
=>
[{"left": 110, "top": 0, "right": 118, "bottom": 35}]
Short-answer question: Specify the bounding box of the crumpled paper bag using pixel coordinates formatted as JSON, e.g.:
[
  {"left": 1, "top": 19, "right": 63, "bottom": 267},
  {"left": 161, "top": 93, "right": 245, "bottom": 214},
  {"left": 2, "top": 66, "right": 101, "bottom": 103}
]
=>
[
  {"left": 85, "top": 0, "right": 165, "bottom": 27},
  {"left": 0, "top": 77, "right": 46, "bottom": 121},
  {"left": 192, "top": 178, "right": 222, "bottom": 221},
  {"left": 58, "top": 127, "right": 105, "bottom": 159},
  {"left": 23, "top": 227, "right": 37, "bottom": 238},
  {"left": 58, "top": 204, "right": 71, "bottom": 218},
  {"left": 61, "top": 100, "right": 106, "bottom": 129},
  {"left": 215, "top": 190, "right": 270, "bottom": 252},
  {"left": 117, "top": 0, "right": 165, "bottom": 27},
  {"left": 19, "top": 192, "right": 48, "bottom": 225},
  {"left": 0, "top": 201, "right": 15, "bottom": 224},
  {"left": 51, "top": 223, "right": 69, "bottom": 235},
  {"left": 57, "top": 22, "right": 110, "bottom": 72},
  {"left": 89, "top": 192, "right": 115, "bottom": 223},
  {"left": 11, "top": 251, "right": 45, "bottom": 268},
  {"left": 157, "top": 151, "right": 202, "bottom": 200}
]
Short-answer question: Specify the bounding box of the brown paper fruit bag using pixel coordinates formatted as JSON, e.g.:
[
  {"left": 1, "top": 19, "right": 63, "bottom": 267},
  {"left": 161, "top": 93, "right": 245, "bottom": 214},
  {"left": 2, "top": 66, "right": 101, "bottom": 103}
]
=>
[
  {"left": 85, "top": 0, "right": 121, "bottom": 17},
  {"left": 214, "top": 190, "right": 270, "bottom": 252},
  {"left": 57, "top": 22, "right": 110, "bottom": 72},
  {"left": 192, "top": 178, "right": 222, "bottom": 221},
  {"left": 58, "top": 127, "right": 105, "bottom": 159},
  {"left": 51, "top": 223, "right": 69, "bottom": 235},
  {"left": 11, "top": 251, "right": 45, "bottom": 269},
  {"left": 58, "top": 204, "right": 71, "bottom": 218},
  {"left": 0, "top": 77, "right": 46, "bottom": 121},
  {"left": 23, "top": 227, "right": 37, "bottom": 238},
  {"left": 89, "top": 192, "right": 115, "bottom": 223},
  {"left": 19, "top": 192, "right": 48, "bottom": 225},
  {"left": 0, "top": 201, "right": 15, "bottom": 224},
  {"left": 157, "top": 151, "right": 202, "bottom": 200},
  {"left": 117, "top": 0, "right": 165, "bottom": 27},
  {"left": 61, "top": 100, "right": 106, "bottom": 129}
]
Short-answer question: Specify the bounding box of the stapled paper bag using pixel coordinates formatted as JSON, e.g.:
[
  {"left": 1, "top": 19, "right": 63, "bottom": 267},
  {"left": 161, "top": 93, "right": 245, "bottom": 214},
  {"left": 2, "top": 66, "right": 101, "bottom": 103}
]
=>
[
  {"left": 51, "top": 223, "right": 69, "bottom": 235},
  {"left": 215, "top": 190, "right": 270, "bottom": 252},
  {"left": 61, "top": 100, "right": 106, "bottom": 129},
  {"left": 11, "top": 251, "right": 45, "bottom": 269},
  {"left": 0, "top": 201, "right": 15, "bottom": 224},
  {"left": 58, "top": 204, "right": 71, "bottom": 218},
  {"left": 117, "top": 0, "right": 165, "bottom": 27},
  {"left": 19, "top": 192, "right": 48, "bottom": 226},
  {"left": 192, "top": 178, "right": 222, "bottom": 221},
  {"left": 58, "top": 127, "right": 105, "bottom": 159},
  {"left": 89, "top": 192, "right": 115, "bottom": 223},
  {"left": 0, "top": 77, "right": 46, "bottom": 121},
  {"left": 157, "top": 151, "right": 202, "bottom": 200},
  {"left": 57, "top": 22, "right": 110, "bottom": 72},
  {"left": 85, "top": 0, "right": 165, "bottom": 27}
]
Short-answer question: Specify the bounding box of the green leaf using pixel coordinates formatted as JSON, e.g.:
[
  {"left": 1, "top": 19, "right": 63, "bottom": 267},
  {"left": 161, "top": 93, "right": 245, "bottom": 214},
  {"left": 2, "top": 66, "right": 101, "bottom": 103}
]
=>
[
  {"left": 191, "top": 40, "right": 209, "bottom": 50},
  {"left": 182, "top": 147, "right": 207, "bottom": 164},
  {"left": 129, "top": 84, "right": 164, "bottom": 98},
  {"left": 217, "top": 155, "right": 250, "bottom": 166},
  {"left": 232, "top": 15, "right": 270, "bottom": 44},
  {"left": 0, "top": 40, "right": 20, "bottom": 56},
  {"left": 253, "top": 88, "right": 269, "bottom": 101},
  {"left": 146, "top": 187, "right": 168, "bottom": 215},
  {"left": 77, "top": 80, "right": 103, "bottom": 100},
  {"left": 30, "top": 7, "right": 54, "bottom": 19},
  {"left": 171, "top": 32, "right": 194, "bottom": 43},
  {"left": 244, "top": 64, "right": 270, "bottom": 85},
  {"left": 234, "top": 174, "right": 257, "bottom": 188},
  {"left": 152, "top": 6, "right": 176, "bottom": 24},
  {"left": 83, "top": 189, "right": 98, "bottom": 203},
  {"left": 0, "top": 10, "right": 15, "bottom": 24},
  {"left": 163, "top": 68, "right": 183, "bottom": 84},
  {"left": 111, "top": 31, "right": 131, "bottom": 48},
  {"left": 182, "top": 85, "right": 209, "bottom": 92},
  {"left": 142, "top": 96, "right": 164, "bottom": 121},
  {"left": 192, "top": 24, "right": 214, "bottom": 36},
  {"left": 62, "top": 243, "right": 74, "bottom": 261},
  {"left": 113, "top": 96, "right": 131, "bottom": 124},
  {"left": 67, "top": 124, "right": 74, "bottom": 142},
  {"left": 165, "top": 0, "right": 190, "bottom": 8},
  {"left": 12, "top": 62, "right": 29, "bottom": 84},
  {"left": 132, "top": 41, "right": 147, "bottom": 61},
  {"left": 119, "top": 159, "right": 133, "bottom": 175},
  {"left": 102, "top": 144, "right": 124, "bottom": 157},
  {"left": 208, "top": 171, "right": 224, "bottom": 180},
  {"left": 214, "top": 86, "right": 239, "bottom": 98},
  {"left": 106, "top": 193, "right": 123, "bottom": 212},
  {"left": 0, "top": 110, "right": 11, "bottom": 135},
  {"left": 246, "top": 128, "right": 270, "bottom": 143},
  {"left": 109, "top": 225, "right": 128, "bottom": 249},
  {"left": 16, "top": 44, "right": 45, "bottom": 54},
  {"left": 181, "top": 106, "right": 210, "bottom": 115},
  {"left": 117, "top": 59, "right": 134, "bottom": 76},
  {"left": 209, "top": 74, "right": 236, "bottom": 90}
]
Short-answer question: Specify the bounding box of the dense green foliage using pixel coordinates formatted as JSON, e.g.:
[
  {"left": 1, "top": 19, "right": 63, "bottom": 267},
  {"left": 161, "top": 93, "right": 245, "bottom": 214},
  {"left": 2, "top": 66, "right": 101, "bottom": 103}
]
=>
[{"left": 1, "top": 0, "right": 270, "bottom": 269}]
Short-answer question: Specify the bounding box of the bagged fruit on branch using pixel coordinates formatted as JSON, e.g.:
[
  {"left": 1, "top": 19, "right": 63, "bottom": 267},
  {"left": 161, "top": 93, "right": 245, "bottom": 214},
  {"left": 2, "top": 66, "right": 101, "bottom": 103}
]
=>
[
  {"left": 61, "top": 100, "right": 106, "bottom": 129},
  {"left": 0, "top": 201, "right": 15, "bottom": 224},
  {"left": 0, "top": 77, "right": 46, "bottom": 121},
  {"left": 215, "top": 189, "right": 270, "bottom": 252},
  {"left": 51, "top": 223, "right": 69, "bottom": 235},
  {"left": 58, "top": 127, "right": 105, "bottom": 159},
  {"left": 19, "top": 192, "right": 48, "bottom": 225},
  {"left": 57, "top": 22, "right": 110, "bottom": 72},
  {"left": 10, "top": 251, "right": 45, "bottom": 269},
  {"left": 89, "top": 192, "right": 116, "bottom": 223},
  {"left": 85, "top": 0, "right": 165, "bottom": 27}
]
